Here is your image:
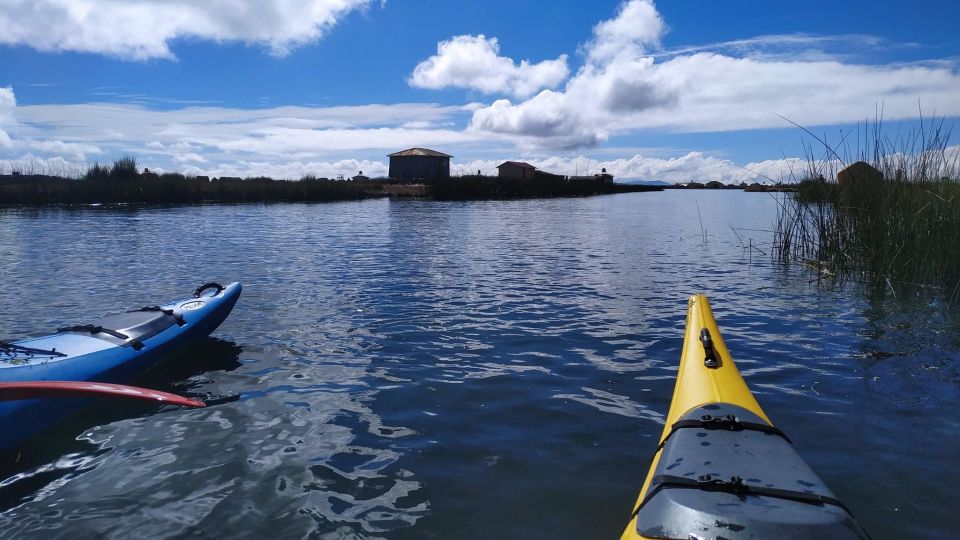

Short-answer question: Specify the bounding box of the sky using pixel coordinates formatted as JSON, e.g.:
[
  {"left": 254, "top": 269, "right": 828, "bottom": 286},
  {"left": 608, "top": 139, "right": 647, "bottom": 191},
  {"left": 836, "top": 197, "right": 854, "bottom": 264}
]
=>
[{"left": 0, "top": 0, "right": 958, "bottom": 183}]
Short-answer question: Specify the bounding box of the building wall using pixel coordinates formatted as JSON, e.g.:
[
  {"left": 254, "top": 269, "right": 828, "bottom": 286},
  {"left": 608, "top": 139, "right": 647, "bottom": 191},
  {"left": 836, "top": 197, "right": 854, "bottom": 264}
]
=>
[
  {"left": 389, "top": 156, "right": 450, "bottom": 180},
  {"left": 497, "top": 164, "right": 534, "bottom": 179}
]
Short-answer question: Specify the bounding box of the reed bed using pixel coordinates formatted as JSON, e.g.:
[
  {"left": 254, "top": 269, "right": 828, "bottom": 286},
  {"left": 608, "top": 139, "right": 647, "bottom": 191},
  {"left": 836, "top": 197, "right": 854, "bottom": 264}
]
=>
[
  {"left": 773, "top": 116, "right": 960, "bottom": 302},
  {"left": 429, "top": 175, "right": 661, "bottom": 200},
  {"left": 0, "top": 157, "right": 383, "bottom": 205}
]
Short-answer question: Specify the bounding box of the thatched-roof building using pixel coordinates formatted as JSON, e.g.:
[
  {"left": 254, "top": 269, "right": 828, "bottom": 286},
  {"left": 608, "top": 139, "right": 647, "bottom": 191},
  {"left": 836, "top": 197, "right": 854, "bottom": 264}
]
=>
[
  {"left": 388, "top": 148, "right": 451, "bottom": 180},
  {"left": 837, "top": 161, "right": 883, "bottom": 186}
]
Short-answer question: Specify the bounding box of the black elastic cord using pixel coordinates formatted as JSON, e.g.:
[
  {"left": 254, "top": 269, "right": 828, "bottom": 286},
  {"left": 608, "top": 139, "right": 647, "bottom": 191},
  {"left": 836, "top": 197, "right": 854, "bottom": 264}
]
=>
[
  {"left": 133, "top": 306, "right": 185, "bottom": 326},
  {"left": 0, "top": 341, "right": 67, "bottom": 358},
  {"left": 656, "top": 414, "right": 791, "bottom": 452},
  {"left": 58, "top": 324, "right": 129, "bottom": 340},
  {"left": 56, "top": 325, "right": 144, "bottom": 350},
  {"left": 634, "top": 474, "right": 852, "bottom": 518}
]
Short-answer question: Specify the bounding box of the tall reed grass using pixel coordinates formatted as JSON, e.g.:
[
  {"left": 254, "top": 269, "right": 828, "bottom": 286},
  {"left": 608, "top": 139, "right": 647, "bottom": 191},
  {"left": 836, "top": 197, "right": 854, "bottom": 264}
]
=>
[
  {"left": 773, "top": 115, "right": 960, "bottom": 302},
  {"left": 0, "top": 157, "right": 383, "bottom": 205}
]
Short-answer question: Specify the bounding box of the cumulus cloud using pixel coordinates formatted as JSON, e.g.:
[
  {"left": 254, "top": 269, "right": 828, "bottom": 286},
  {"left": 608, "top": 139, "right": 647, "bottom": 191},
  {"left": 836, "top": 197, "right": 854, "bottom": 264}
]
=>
[
  {"left": 466, "top": 0, "right": 960, "bottom": 149},
  {"left": 453, "top": 153, "right": 806, "bottom": 184},
  {"left": 410, "top": 34, "right": 569, "bottom": 98},
  {"left": 0, "top": 0, "right": 374, "bottom": 60},
  {"left": 585, "top": 0, "right": 665, "bottom": 62}
]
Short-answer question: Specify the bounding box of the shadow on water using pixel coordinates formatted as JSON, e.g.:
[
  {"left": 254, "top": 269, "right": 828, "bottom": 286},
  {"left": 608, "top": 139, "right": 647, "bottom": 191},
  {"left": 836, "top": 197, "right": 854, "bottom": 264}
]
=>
[{"left": 0, "top": 338, "right": 243, "bottom": 512}]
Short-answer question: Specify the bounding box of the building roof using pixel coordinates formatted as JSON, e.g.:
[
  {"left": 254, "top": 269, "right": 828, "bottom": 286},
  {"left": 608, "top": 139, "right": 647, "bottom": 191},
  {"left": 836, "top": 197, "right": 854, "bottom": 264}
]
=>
[
  {"left": 497, "top": 161, "right": 537, "bottom": 170},
  {"left": 388, "top": 148, "right": 452, "bottom": 158}
]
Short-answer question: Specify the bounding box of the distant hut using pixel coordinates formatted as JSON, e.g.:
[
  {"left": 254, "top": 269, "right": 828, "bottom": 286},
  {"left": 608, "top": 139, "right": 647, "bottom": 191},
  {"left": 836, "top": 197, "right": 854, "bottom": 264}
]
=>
[
  {"left": 837, "top": 161, "right": 883, "bottom": 186},
  {"left": 497, "top": 161, "right": 538, "bottom": 180},
  {"left": 353, "top": 170, "right": 370, "bottom": 181},
  {"left": 388, "top": 148, "right": 451, "bottom": 181},
  {"left": 596, "top": 168, "right": 614, "bottom": 185}
]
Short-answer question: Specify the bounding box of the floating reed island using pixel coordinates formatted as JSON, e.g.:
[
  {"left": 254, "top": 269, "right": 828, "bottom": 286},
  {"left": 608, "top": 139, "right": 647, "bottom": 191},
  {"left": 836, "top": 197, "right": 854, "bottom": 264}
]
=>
[
  {"left": 773, "top": 117, "right": 960, "bottom": 302},
  {"left": 0, "top": 157, "right": 385, "bottom": 205},
  {"left": 0, "top": 154, "right": 661, "bottom": 206}
]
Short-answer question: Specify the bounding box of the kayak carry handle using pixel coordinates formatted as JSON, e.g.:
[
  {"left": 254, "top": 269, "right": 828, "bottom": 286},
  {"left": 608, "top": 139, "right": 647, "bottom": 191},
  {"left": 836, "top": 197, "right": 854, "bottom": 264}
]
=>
[
  {"left": 700, "top": 328, "right": 719, "bottom": 368},
  {"left": 193, "top": 282, "right": 225, "bottom": 298}
]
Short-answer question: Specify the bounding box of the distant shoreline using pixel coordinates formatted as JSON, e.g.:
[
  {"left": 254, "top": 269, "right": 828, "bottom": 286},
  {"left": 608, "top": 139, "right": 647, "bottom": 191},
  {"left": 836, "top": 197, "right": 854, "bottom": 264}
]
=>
[{"left": 0, "top": 160, "right": 663, "bottom": 206}]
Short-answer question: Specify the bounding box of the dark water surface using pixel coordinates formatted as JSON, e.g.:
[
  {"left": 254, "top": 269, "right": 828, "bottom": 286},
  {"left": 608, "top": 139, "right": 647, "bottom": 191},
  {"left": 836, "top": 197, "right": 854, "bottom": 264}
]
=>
[{"left": 0, "top": 191, "right": 957, "bottom": 539}]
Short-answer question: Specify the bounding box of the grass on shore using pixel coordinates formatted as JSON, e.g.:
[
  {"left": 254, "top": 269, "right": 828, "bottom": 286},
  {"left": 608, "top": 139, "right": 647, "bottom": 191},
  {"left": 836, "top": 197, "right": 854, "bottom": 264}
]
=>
[{"left": 773, "top": 116, "right": 960, "bottom": 302}]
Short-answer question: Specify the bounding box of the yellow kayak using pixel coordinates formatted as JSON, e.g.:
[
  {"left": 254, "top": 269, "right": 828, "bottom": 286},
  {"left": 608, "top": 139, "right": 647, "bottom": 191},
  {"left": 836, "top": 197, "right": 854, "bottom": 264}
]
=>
[{"left": 620, "top": 295, "right": 869, "bottom": 539}]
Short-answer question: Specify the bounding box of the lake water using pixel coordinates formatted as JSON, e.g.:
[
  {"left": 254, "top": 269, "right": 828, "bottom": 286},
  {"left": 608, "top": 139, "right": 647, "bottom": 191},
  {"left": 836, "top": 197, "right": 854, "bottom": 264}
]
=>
[{"left": 0, "top": 191, "right": 957, "bottom": 539}]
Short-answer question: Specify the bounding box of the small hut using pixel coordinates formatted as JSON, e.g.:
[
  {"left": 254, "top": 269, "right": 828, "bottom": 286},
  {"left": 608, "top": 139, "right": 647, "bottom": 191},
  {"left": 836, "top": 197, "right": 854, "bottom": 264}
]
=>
[
  {"left": 497, "top": 161, "right": 538, "bottom": 180},
  {"left": 388, "top": 148, "right": 451, "bottom": 180},
  {"left": 837, "top": 161, "right": 883, "bottom": 186}
]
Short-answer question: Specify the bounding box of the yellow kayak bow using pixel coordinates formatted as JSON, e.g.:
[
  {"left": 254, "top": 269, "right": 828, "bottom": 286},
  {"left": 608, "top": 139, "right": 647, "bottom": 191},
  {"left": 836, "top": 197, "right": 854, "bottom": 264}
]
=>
[{"left": 620, "top": 295, "right": 868, "bottom": 540}]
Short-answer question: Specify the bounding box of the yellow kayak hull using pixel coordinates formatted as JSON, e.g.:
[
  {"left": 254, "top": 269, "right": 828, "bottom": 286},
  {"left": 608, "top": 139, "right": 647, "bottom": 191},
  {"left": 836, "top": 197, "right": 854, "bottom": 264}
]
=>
[{"left": 619, "top": 295, "right": 866, "bottom": 540}]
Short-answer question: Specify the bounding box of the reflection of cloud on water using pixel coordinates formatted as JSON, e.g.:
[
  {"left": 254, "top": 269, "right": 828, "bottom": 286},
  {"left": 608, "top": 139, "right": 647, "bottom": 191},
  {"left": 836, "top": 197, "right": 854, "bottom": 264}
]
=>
[
  {"left": 570, "top": 346, "right": 653, "bottom": 373},
  {"left": 0, "top": 337, "right": 427, "bottom": 538},
  {"left": 553, "top": 387, "right": 664, "bottom": 423},
  {"left": 429, "top": 358, "right": 552, "bottom": 382}
]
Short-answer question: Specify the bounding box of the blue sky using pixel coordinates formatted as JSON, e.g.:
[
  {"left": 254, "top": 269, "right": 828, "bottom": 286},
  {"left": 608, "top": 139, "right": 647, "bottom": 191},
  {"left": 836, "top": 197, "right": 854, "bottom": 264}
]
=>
[{"left": 1, "top": 0, "right": 958, "bottom": 182}]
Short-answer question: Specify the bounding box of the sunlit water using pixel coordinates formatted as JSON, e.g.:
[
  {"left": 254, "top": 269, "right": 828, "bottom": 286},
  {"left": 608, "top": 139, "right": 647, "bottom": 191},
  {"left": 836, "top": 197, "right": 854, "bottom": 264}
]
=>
[{"left": 0, "top": 191, "right": 956, "bottom": 539}]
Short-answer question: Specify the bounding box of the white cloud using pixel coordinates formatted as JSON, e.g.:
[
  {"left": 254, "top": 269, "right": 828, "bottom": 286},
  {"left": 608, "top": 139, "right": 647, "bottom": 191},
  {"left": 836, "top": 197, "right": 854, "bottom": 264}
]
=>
[
  {"left": 172, "top": 153, "right": 208, "bottom": 164},
  {"left": 655, "top": 33, "right": 892, "bottom": 62},
  {"left": 8, "top": 101, "right": 471, "bottom": 157},
  {"left": 214, "top": 127, "right": 483, "bottom": 157},
  {"left": 3, "top": 98, "right": 486, "bottom": 175},
  {"left": 585, "top": 0, "right": 665, "bottom": 63},
  {"left": 452, "top": 153, "right": 806, "bottom": 184},
  {"left": 0, "top": 154, "right": 87, "bottom": 177},
  {"left": 24, "top": 139, "right": 102, "bottom": 160},
  {"left": 466, "top": 0, "right": 960, "bottom": 149},
  {"left": 0, "top": 86, "right": 15, "bottom": 149},
  {"left": 0, "top": 0, "right": 374, "bottom": 60},
  {"left": 409, "top": 34, "right": 569, "bottom": 98},
  {"left": 183, "top": 158, "right": 389, "bottom": 180}
]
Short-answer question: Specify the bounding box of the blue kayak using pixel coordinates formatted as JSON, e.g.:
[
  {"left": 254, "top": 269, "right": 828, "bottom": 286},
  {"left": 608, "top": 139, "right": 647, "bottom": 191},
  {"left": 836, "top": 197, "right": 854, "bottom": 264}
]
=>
[{"left": 0, "top": 282, "right": 241, "bottom": 452}]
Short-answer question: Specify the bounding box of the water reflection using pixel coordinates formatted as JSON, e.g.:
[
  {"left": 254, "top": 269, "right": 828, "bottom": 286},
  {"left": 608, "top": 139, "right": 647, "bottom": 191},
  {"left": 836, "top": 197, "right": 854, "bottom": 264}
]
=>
[{"left": 0, "top": 193, "right": 957, "bottom": 539}]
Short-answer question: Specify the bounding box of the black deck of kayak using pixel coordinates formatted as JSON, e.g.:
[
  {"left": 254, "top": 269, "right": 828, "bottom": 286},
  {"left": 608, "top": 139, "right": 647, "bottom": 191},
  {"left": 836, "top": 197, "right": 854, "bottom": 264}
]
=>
[{"left": 635, "top": 403, "right": 869, "bottom": 540}]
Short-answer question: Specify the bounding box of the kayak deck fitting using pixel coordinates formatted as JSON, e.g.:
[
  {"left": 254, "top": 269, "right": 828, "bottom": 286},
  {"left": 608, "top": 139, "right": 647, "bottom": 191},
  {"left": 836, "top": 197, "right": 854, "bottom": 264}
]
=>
[
  {"left": 620, "top": 295, "right": 869, "bottom": 540},
  {"left": 0, "top": 282, "right": 241, "bottom": 453}
]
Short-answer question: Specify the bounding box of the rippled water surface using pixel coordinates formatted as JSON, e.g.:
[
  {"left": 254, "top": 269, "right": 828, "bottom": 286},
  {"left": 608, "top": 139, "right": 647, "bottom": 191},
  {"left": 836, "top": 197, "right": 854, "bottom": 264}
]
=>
[{"left": 0, "top": 191, "right": 957, "bottom": 539}]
